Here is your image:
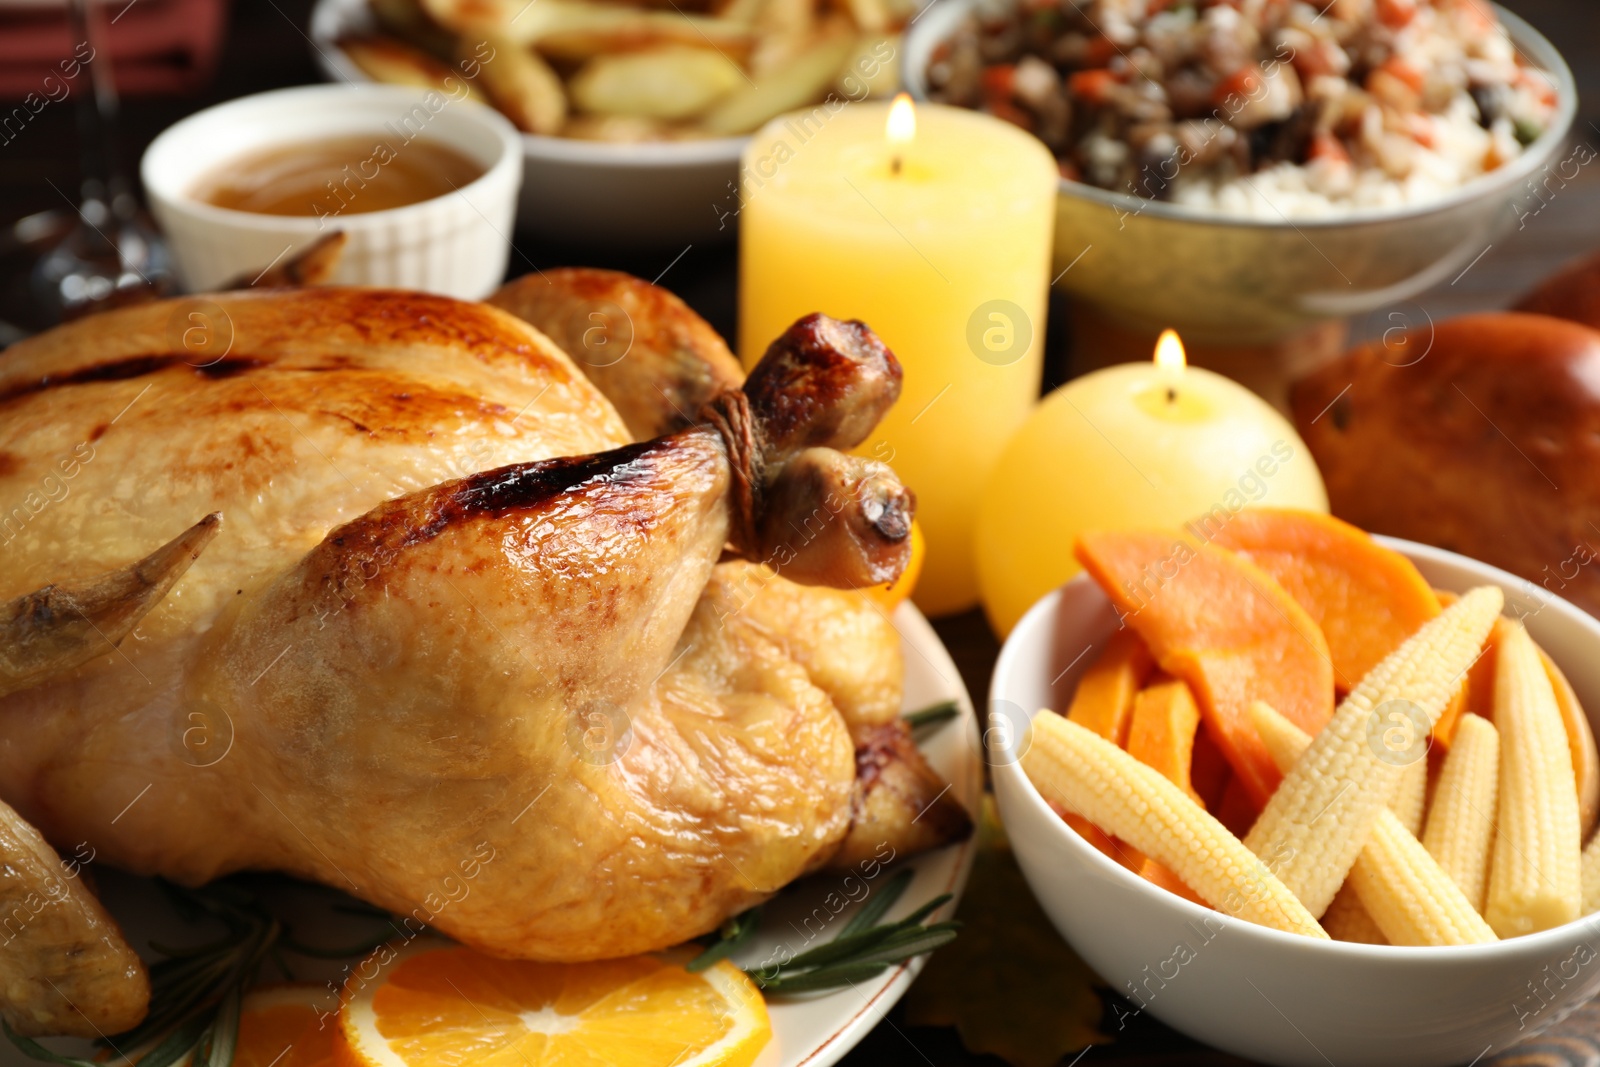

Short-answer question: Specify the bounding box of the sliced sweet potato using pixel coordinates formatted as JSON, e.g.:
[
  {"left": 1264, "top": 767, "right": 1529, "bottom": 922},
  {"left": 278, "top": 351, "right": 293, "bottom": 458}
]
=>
[
  {"left": 1075, "top": 530, "right": 1335, "bottom": 806},
  {"left": 1430, "top": 589, "right": 1482, "bottom": 744},
  {"left": 1126, "top": 677, "right": 1204, "bottom": 806},
  {"left": 1053, "top": 806, "right": 1139, "bottom": 869},
  {"left": 1214, "top": 776, "right": 1261, "bottom": 839},
  {"left": 1065, "top": 628, "right": 1154, "bottom": 746},
  {"left": 1190, "top": 725, "right": 1232, "bottom": 812},
  {"left": 1138, "top": 857, "right": 1209, "bottom": 907},
  {"left": 1210, "top": 509, "right": 1440, "bottom": 692}
]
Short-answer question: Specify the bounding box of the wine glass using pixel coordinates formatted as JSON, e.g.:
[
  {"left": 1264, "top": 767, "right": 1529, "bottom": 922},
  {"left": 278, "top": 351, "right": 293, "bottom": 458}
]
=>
[{"left": 32, "top": 0, "right": 173, "bottom": 324}]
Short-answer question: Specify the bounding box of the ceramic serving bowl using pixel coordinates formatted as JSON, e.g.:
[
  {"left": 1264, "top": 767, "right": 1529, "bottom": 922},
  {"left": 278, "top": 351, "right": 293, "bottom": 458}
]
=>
[
  {"left": 309, "top": 0, "right": 746, "bottom": 248},
  {"left": 141, "top": 83, "right": 522, "bottom": 299},
  {"left": 990, "top": 537, "right": 1600, "bottom": 1067},
  {"left": 903, "top": 3, "right": 1578, "bottom": 343}
]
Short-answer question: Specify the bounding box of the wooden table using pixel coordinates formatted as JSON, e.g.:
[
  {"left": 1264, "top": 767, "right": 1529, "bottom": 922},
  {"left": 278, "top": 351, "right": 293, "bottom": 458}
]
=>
[{"left": 3, "top": 1, "right": 1600, "bottom": 1063}]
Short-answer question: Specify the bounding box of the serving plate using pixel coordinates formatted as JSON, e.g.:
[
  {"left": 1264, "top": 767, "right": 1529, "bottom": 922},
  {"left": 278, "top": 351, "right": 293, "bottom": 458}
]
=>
[
  {"left": 8, "top": 601, "right": 979, "bottom": 1067},
  {"left": 308, "top": 0, "right": 748, "bottom": 249}
]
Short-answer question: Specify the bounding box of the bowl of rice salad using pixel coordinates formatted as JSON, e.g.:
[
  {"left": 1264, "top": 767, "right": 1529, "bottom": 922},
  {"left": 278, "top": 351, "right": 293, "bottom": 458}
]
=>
[{"left": 905, "top": 0, "right": 1576, "bottom": 341}]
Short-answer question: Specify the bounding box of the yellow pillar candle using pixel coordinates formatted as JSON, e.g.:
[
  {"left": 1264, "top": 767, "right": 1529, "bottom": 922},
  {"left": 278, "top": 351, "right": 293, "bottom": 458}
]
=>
[
  {"left": 738, "top": 97, "right": 1057, "bottom": 617},
  {"left": 975, "top": 332, "right": 1329, "bottom": 635}
]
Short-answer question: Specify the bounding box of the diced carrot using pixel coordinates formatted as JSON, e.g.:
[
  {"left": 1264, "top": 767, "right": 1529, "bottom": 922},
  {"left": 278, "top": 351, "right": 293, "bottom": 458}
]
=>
[
  {"left": 1376, "top": 0, "right": 1417, "bottom": 28},
  {"left": 987, "top": 98, "right": 1036, "bottom": 132},
  {"left": 1451, "top": 0, "right": 1497, "bottom": 33},
  {"left": 1085, "top": 37, "right": 1119, "bottom": 66},
  {"left": 1068, "top": 69, "right": 1120, "bottom": 105},
  {"left": 1378, "top": 56, "right": 1425, "bottom": 94},
  {"left": 1066, "top": 627, "right": 1154, "bottom": 747},
  {"left": 1190, "top": 724, "right": 1232, "bottom": 811},
  {"left": 1517, "top": 67, "right": 1558, "bottom": 108},
  {"left": 1126, "top": 677, "right": 1204, "bottom": 805},
  {"left": 1307, "top": 130, "right": 1351, "bottom": 165},
  {"left": 1406, "top": 113, "right": 1436, "bottom": 148},
  {"left": 981, "top": 64, "right": 1017, "bottom": 100},
  {"left": 1213, "top": 64, "right": 1263, "bottom": 106}
]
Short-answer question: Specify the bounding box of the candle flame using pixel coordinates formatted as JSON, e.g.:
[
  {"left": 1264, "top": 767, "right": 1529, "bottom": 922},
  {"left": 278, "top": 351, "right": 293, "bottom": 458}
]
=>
[
  {"left": 1154, "top": 329, "right": 1186, "bottom": 371},
  {"left": 887, "top": 93, "right": 916, "bottom": 148}
]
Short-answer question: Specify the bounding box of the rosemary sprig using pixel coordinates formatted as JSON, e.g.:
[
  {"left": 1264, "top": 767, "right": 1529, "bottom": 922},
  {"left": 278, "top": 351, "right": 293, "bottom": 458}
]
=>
[
  {"left": 691, "top": 869, "right": 961, "bottom": 994},
  {"left": 686, "top": 906, "right": 763, "bottom": 973},
  {"left": 4, "top": 880, "right": 389, "bottom": 1067},
  {"left": 903, "top": 700, "right": 960, "bottom": 732}
]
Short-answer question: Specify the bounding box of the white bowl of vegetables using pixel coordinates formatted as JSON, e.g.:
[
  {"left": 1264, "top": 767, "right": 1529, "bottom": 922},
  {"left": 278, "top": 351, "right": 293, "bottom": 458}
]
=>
[{"left": 990, "top": 525, "right": 1600, "bottom": 1067}]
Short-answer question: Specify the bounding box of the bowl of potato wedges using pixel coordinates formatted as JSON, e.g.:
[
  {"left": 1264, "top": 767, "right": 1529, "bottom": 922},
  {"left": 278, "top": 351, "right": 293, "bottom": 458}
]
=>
[{"left": 312, "top": 0, "right": 909, "bottom": 245}]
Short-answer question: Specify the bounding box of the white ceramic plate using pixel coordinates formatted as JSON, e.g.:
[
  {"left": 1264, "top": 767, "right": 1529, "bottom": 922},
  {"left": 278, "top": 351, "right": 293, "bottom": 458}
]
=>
[
  {"left": 308, "top": 0, "right": 748, "bottom": 249},
  {"left": 6, "top": 601, "right": 979, "bottom": 1067}
]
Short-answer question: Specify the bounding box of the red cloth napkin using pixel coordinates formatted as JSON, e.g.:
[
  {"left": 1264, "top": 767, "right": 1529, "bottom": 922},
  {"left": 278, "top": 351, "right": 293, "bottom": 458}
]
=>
[{"left": 0, "top": 0, "right": 228, "bottom": 100}]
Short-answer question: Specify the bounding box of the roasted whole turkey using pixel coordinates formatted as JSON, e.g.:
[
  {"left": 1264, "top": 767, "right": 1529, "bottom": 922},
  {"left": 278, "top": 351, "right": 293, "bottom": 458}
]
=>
[{"left": 0, "top": 271, "right": 969, "bottom": 985}]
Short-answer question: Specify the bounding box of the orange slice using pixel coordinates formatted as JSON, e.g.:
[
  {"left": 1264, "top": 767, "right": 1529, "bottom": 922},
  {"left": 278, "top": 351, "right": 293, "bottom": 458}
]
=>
[
  {"left": 235, "top": 984, "right": 343, "bottom": 1067},
  {"left": 336, "top": 941, "right": 771, "bottom": 1067}
]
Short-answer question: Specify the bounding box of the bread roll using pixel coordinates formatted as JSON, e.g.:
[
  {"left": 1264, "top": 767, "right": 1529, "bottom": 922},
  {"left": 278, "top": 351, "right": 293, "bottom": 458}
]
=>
[
  {"left": 1516, "top": 250, "right": 1600, "bottom": 332},
  {"left": 1290, "top": 312, "right": 1600, "bottom": 617}
]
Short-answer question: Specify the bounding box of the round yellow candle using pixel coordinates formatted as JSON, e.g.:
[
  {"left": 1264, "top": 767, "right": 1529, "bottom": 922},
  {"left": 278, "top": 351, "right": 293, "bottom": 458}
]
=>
[
  {"left": 975, "top": 333, "right": 1329, "bottom": 635},
  {"left": 739, "top": 98, "right": 1057, "bottom": 617}
]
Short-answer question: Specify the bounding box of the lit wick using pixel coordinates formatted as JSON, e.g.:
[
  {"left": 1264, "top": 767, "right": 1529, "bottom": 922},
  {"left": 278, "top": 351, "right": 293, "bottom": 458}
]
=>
[
  {"left": 886, "top": 92, "right": 915, "bottom": 178},
  {"left": 1154, "top": 328, "right": 1186, "bottom": 404}
]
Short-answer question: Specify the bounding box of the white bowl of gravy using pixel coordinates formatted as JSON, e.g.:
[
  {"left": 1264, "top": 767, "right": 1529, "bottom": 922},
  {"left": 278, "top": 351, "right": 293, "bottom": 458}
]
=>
[{"left": 141, "top": 83, "right": 522, "bottom": 299}]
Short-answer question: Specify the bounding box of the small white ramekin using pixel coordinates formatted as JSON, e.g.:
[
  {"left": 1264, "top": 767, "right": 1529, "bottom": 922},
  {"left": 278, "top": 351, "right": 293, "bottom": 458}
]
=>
[{"left": 141, "top": 83, "right": 522, "bottom": 299}]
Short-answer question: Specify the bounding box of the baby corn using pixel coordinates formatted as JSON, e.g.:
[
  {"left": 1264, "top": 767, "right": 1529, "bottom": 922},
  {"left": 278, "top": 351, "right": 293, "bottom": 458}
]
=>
[
  {"left": 1421, "top": 713, "right": 1500, "bottom": 913},
  {"left": 1582, "top": 832, "right": 1600, "bottom": 915},
  {"left": 1249, "top": 701, "right": 1496, "bottom": 946},
  {"left": 1243, "top": 586, "right": 1502, "bottom": 917},
  {"left": 1024, "top": 712, "right": 1327, "bottom": 938},
  {"left": 1320, "top": 885, "right": 1387, "bottom": 945},
  {"left": 1393, "top": 759, "right": 1428, "bottom": 837},
  {"left": 1486, "top": 623, "right": 1581, "bottom": 937}
]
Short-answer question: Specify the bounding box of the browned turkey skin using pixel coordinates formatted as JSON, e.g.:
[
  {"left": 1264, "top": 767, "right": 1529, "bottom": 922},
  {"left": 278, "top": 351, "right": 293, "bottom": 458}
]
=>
[{"left": 0, "top": 281, "right": 969, "bottom": 971}]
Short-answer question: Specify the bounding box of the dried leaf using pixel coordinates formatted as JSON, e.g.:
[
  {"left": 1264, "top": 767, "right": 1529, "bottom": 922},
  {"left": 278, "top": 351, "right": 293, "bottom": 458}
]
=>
[{"left": 903, "top": 796, "right": 1109, "bottom": 1067}]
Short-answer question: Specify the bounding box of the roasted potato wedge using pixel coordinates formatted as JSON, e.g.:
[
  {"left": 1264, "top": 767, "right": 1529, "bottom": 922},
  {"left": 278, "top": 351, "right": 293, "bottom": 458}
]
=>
[
  {"left": 842, "top": 0, "right": 888, "bottom": 33},
  {"left": 373, "top": 0, "right": 905, "bottom": 139},
  {"left": 701, "top": 28, "right": 853, "bottom": 134},
  {"left": 369, "top": 0, "right": 457, "bottom": 57},
  {"left": 340, "top": 35, "right": 487, "bottom": 102},
  {"left": 716, "top": 0, "right": 769, "bottom": 24},
  {"left": 462, "top": 36, "right": 568, "bottom": 133},
  {"left": 748, "top": 0, "right": 814, "bottom": 72},
  {"left": 570, "top": 46, "right": 744, "bottom": 120},
  {"left": 834, "top": 32, "right": 899, "bottom": 99}
]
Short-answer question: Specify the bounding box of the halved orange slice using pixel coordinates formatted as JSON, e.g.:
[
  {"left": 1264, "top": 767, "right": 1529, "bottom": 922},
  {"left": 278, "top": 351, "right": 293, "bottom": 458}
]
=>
[
  {"left": 233, "top": 984, "right": 343, "bottom": 1067},
  {"left": 336, "top": 941, "right": 771, "bottom": 1067}
]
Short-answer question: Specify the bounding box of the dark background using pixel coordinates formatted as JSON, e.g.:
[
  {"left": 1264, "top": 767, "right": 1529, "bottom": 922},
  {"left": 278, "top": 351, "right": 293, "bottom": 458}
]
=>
[{"left": 4, "top": 2, "right": 1600, "bottom": 1063}]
